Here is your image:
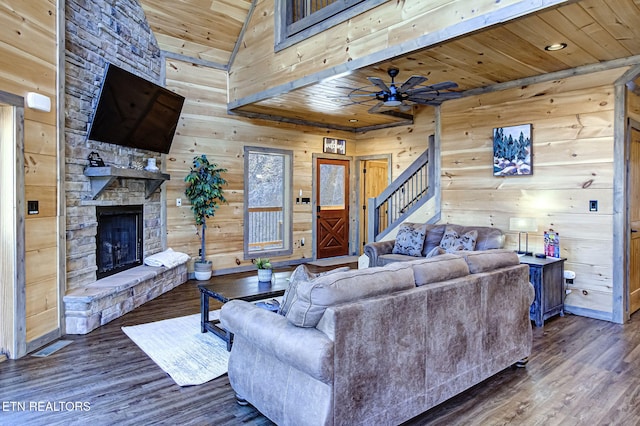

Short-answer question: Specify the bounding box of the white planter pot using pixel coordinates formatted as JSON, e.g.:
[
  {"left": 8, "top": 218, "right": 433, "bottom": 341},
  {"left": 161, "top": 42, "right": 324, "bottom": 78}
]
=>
[
  {"left": 257, "top": 268, "right": 273, "bottom": 282},
  {"left": 194, "top": 262, "right": 212, "bottom": 281}
]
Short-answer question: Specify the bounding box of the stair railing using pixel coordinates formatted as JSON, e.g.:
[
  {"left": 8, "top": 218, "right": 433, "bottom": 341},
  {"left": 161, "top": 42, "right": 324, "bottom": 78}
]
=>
[{"left": 367, "top": 135, "right": 436, "bottom": 242}]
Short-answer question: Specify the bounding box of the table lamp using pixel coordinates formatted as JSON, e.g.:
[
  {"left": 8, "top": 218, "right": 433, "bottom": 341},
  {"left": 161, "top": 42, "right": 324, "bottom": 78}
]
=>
[{"left": 509, "top": 217, "right": 537, "bottom": 256}]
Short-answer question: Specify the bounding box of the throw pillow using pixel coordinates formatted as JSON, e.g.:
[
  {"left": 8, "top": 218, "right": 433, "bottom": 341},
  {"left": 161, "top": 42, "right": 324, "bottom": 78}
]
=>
[
  {"left": 460, "top": 229, "right": 478, "bottom": 251},
  {"left": 439, "top": 227, "right": 478, "bottom": 253},
  {"left": 392, "top": 223, "right": 427, "bottom": 257},
  {"left": 277, "top": 265, "right": 350, "bottom": 316}
]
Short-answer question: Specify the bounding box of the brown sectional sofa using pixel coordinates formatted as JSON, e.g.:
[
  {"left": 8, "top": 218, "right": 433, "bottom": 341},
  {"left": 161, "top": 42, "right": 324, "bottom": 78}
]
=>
[
  {"left": 220, "top": 249, "right": 534, "bottom": 426},
  {"left": 364, "top": 223, "right": 505, "bottom": 267}
]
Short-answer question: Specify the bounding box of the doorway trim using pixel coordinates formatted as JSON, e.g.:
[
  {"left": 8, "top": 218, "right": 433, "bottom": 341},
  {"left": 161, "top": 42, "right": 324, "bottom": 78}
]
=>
[
  {"left": 312, "top": 152, "right": 355, "bottom": 259},
  {"left": 0, "top": 91, "right": 26, "bottom": 359}
]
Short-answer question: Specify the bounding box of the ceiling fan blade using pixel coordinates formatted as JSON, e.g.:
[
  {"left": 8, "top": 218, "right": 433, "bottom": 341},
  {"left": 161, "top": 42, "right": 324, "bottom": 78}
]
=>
[
  {"left": 368, "top": 102, "right": 385, "bottom": 113},
  {"left": 410, "top": 98, "right": 444, "bottom": 106},
  {"left": 368, "top": 77, "right": 390, "bottom": 93},
  {"left": 399, "top": 76, "right": 428, "bottom": 92},
  {"left": 408, "top": 81, "right": 459, "bottom": 94},
  {"left": 409, "top": 91, "right": 462, "bottom": 100}
]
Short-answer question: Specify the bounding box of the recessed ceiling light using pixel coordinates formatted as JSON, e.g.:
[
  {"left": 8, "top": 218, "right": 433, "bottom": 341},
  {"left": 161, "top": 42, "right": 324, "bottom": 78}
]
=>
[
  {"left": 349, "top": 119, "right": 358, "bottom": 123},
  {"left": 544, "top": 43, "right": 567, "bottom": 51}
]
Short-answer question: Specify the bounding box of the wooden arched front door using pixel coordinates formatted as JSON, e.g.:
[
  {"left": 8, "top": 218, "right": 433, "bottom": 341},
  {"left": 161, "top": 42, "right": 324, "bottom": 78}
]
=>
[{"left": 316, "top": 158, "right": 349, "bottom": 259}]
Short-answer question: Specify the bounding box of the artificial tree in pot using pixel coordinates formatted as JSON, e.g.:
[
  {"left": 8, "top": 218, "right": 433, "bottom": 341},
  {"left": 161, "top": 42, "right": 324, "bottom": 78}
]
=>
[{"left": 185, "top": 154, "right": 228, "bottom": 280}]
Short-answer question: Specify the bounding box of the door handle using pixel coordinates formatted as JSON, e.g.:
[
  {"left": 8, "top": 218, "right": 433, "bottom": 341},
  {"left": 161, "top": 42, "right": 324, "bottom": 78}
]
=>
[{"left": 633, "top": 229, "right": 638, "bottom": 233}]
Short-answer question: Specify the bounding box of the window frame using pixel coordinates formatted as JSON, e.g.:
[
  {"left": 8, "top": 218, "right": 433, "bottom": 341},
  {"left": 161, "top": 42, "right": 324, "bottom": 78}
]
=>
[
  {"left": 275, "top": 0, "right": 387, "bottom": 51},
  {"left": 243, "top": 146, "right": 294, "bottom": 259}
]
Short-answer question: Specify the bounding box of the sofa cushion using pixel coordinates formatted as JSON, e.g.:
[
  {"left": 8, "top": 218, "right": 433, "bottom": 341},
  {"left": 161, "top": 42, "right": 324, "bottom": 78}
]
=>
[
  {"left": 286, "top": 263, "right": 416, "bottom": 328},
  {"left": 457, "top": 249, "right": 520, "bottom": 273},
  {"left": 425, "top": 246, "right": 446, "bottom": 258},
  {"left": 278, "top": 265, "right": 350, "bottom": 316},
  {"left": 377, "top": 253, "right": 420, "bottom": 266},
  {"left": 439, "top": 226, "right": 478, "bottom": 252},
  {"left": 421, "top": 225, "right": 447, "bottom": 256},
  {"left": 421, "top": 224, "right": 504, "bottom": 256},
  {"left": 392, "top": 222, "right": 427, "bottom": 257},
  {"left": 408, "top": 254, "right": 470, "bottom": 286}
]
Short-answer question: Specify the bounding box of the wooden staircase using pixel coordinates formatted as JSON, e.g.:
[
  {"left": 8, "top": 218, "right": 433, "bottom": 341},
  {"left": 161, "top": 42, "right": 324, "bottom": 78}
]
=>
[{"left": 367, "top": 135, "right": 440, "bottom": 243}]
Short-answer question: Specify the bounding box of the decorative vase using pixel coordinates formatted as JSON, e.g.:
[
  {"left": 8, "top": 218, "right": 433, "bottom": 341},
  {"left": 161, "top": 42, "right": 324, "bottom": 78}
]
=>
[
  {"left": 257, "top": 268, "right": 273, "bottom": 283},
  {"left": 194, "top": 261, "right": 212, "bottom": 281}
]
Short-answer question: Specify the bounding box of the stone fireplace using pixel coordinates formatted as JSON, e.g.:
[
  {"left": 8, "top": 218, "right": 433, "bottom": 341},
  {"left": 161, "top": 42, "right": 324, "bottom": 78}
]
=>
[{"left": 63, "top": 0, "right": 187, "bottom": 334}]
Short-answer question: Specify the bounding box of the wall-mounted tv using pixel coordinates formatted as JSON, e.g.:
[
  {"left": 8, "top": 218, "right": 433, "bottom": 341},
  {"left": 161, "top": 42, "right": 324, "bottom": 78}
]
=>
[{"left": 88, "top": 63, "right": 185, "bottom": 154}]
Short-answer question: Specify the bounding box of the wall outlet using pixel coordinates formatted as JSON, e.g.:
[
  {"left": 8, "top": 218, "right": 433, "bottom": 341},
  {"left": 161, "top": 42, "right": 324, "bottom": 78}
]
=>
[{"left": 176, "top": 198, "right": 182, "bottom": 207}]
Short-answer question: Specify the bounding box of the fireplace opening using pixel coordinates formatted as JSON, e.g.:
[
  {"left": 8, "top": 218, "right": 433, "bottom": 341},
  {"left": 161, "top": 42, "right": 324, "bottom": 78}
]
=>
[{"left": 96, "top": 205, "right": 143, "bottom": 279}]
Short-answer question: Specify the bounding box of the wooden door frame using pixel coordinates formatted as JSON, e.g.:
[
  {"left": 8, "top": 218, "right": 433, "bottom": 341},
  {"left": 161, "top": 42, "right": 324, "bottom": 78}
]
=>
[
  {"left": 613, "top": 67, "right": 640, "bottom": 324},
  {"left": 0, "top": 92, "right": 26, "bottom": 359},
  {"left": 312, "top": 153, "right": 355, "bottom": 259},
  {"left": 627, "top": 119, "right": 640, "bottom": 316},
  {"left": 355, "top": 154, "right": 391, "bottom": 254}
]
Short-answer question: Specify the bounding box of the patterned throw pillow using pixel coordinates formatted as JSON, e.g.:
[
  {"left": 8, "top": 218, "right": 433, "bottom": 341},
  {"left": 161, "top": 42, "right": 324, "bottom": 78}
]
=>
[
  {"left": 277, "top": 265, "right": 350, "bottom": 316},
  {"left": 392, "top": 223, "right": 428, "bottom": 257},
  {"left": 439, "top": 227, "right": 478, "bottom": 253}
]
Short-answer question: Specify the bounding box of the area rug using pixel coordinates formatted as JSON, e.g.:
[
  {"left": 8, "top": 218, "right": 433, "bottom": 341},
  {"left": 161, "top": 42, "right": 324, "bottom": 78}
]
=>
[{"left": 122, "top": 310, "right": 228, "bottom": 387}]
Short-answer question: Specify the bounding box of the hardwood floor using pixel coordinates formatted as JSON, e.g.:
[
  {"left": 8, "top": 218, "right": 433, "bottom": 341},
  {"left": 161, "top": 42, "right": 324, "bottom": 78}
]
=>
[{"left": 2, "top": 271, "right": 640, "bottom": 425}]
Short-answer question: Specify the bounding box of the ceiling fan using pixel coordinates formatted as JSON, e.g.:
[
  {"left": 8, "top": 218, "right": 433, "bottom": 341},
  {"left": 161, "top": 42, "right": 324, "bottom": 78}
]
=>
[{"left": 343, "top": 67, "right": 462, "bottom": 114}]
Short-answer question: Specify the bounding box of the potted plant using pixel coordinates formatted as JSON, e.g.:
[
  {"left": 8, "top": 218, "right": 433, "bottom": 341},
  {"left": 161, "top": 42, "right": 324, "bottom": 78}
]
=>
[
  {"left": 255, "top": 258, "right": 273, "bottom": 282},
  {"left": 185, "top": 154, "right": 228, "bottom": 280}
]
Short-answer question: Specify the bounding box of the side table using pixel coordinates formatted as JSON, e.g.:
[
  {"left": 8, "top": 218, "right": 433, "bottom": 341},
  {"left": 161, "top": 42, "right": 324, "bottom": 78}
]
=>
[{"left": 519, "top": 255, "right": 566, "bottom": 327}]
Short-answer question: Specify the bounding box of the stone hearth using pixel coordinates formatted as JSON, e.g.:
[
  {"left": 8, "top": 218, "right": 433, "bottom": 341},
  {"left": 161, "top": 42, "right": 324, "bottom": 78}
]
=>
[{"left": 64, "top": 263, "right": 187, "bottom": 335}]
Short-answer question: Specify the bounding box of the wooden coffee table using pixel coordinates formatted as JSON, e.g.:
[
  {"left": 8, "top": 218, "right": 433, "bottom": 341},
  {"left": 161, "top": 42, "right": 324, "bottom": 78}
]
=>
[{"left": 198, "top": 270, "right": 292, "bottom": 350}]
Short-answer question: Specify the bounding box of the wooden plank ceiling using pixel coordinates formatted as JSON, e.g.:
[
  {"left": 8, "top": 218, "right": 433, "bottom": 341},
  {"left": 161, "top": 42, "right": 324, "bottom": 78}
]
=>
[
  {"left": 140, "top": 0, "right": 640, "bottom": 131},
  {"left": 139, "top": 0, "right": 252, "bottom": 66}
]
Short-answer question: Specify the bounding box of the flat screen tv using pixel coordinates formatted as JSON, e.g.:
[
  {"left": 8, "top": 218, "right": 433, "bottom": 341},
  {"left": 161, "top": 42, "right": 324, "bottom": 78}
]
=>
[{"left": 88, "top": 63, "right": 185, "bottom": 154}]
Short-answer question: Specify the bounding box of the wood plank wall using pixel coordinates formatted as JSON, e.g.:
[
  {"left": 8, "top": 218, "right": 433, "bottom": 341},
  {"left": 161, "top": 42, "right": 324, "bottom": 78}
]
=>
[
  {"left": 164, "top": 59, "right": 353, "bottom": 272},
  {"left": 356, "top": 68, "right": 623, "bottom": 317},
  {"left": 229, "top": 0, "right": 526, "bottom": 102},
  {"left": 0, "top": 2, "right": 59, "bottom": 347},
  {"left": 435, "top": 68, "right": 622, "bottom": 317}
]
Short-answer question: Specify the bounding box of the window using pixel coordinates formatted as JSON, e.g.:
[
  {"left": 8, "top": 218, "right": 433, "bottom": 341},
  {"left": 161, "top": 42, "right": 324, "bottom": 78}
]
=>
[
  {"left": 275, "top": 0, "right": 386, "bottom": 51},
  {"left": 244, "top": 147, "right": 293, "bottom": 258}
]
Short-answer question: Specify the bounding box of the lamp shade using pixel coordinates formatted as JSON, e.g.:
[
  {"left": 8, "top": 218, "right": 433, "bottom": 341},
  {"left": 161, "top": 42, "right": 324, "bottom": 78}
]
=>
[{"left": 509, "top": 217, "right": 538, "bottom": 232}]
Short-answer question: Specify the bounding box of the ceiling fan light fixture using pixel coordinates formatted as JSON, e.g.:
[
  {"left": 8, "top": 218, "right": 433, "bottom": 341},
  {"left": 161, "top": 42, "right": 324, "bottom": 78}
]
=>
[
  {"left": 544, "top": 42, "right": 567, "bottom": 51},
  {"left": 383, "top": 93, "right": 402, "bottom": 107},
  {"left": 384, "top": 100, "right": 402, "bottom": 107}
]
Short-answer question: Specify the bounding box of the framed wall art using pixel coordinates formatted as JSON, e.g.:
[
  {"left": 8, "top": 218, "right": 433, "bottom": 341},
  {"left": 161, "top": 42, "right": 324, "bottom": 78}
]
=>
[
  {"left": 493, "top": 124, "right": 532, "bottom": 176},
  {"left": 323, "top": 137, "right": 346, "bottom": 155}
]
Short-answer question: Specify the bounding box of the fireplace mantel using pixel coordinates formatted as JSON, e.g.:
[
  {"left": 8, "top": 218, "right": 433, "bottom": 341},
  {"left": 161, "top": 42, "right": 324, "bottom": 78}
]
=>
[{"left": 84, "top": 166, "right": 171, "bottom": 199}]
